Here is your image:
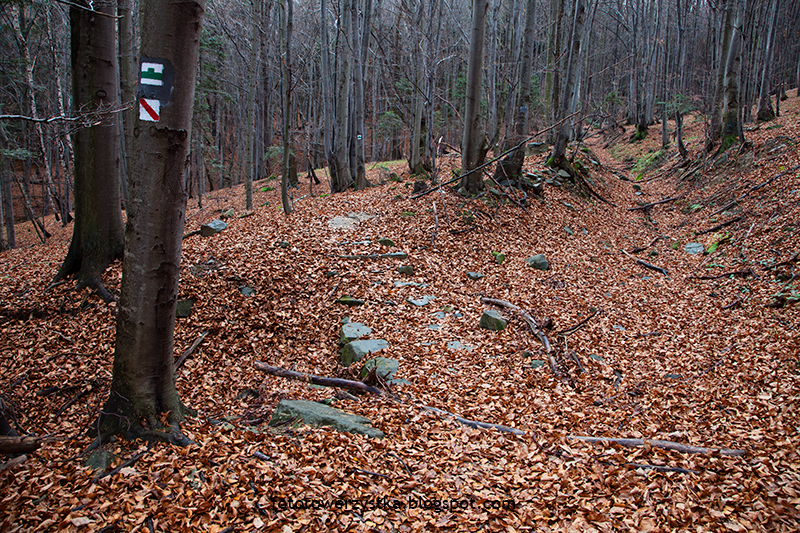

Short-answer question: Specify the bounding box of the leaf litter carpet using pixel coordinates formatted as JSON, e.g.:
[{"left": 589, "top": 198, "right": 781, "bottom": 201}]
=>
[{"left": 2, "top": 99, "right": 800, "bottom": 532}]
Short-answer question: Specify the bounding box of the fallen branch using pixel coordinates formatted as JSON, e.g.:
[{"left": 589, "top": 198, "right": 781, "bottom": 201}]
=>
[
  {"left": 568, "top": 435, "right": 744, "bottom": 457},
  {"left": 691, "top": 269, "right": 756, "bottom": 281},
  {"left": 254, "top": 362, "right": 388, "bottom": 397},
  {"left": 0, "top": 435, "right": 43, "bottom": 455},
  {"left": 480, "top": 297, "right": 551, "bottom": 353},
  {"left": 722, "top": 296, "right": 743, "bottom": 310},
  {"left": 696, "top": 216, "right": 743, "bottom": 235},
  {"left": 624, "top": 462, "right": 699, "bottom": 474},
  {"left": 622, "top": 250, "right": 668, "bottom": 277},
  {"left": 174, "top": 331, "right": 209, "bottom": 371},
  {"left": 630, "top": 235, "right": 664, "bottom": 254},
  {"left": 710, "top": 163, "right": 800, "bottom": 217},
  {"left": 628, "top": 195, "right": 682, "bottom": 211},
  {"left": 339, "top": 252, "right": 407, "bottom": 260},
  {"left": 92, "top": 447, "right": 149, "bottom": 483},
  {"left": 411, "top": 113, "right": 579, "bottom": 200},
  {"left": 557, "top": 308, "right": 599, "bottom": 336},
  {"left": 422, "top": 406, "right": 525, "bottom": 435},
  {"left": 762, "top": 253, "right": 799, "bottom": 271}
]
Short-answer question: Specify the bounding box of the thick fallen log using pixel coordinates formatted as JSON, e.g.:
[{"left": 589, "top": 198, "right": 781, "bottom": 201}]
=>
[
  {"left": 0, "top": 435, "right": 42, "bottom": 455},
  {"left": 422, "top": 406, "right": 525, "bottom": 435},
  {"left": 568, "top": 435, "right": 744, "bottom": 457},
  {"left": 254, "top": 362, "right": 387, "bottom": 397}
]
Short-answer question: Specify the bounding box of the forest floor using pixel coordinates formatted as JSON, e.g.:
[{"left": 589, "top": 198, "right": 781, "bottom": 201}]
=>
[{"left": 1, "top": 94, "right": 799, "bottom": 533}]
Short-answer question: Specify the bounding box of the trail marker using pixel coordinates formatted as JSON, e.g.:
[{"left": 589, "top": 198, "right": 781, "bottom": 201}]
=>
[{"left": 139, "top": 98, "right": 160, "bottom": 122}]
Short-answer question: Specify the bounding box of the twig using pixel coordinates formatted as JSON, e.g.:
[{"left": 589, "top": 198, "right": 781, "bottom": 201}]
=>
[
  {"left": 254, "top": 362, "right": 390, "bottom": 397},
  {"left": 630, "top": 235, "right": 664, "bottom": 254},
  {"left": 696, "top": 216, "right": 743, "bottom": 235},
  {"left": 691, "top": 269, "right": 756, "bottom": 280},
  {"left": 348, "top": 468, "right": 391, "bottom": 479},
  {"left": 382, "top": 452, "right": 414, "bottom": 477},
  {"left": 722, "top": 296, "right": 743, "bottom": 310},
  {"left": 410, "top": 113, "right": 579, "bottom": 200},
  {"left": 628, "top": 195, "right": 682, "bottom": 211},
  {"left": 174, "top": 331, "right": 209, "bottom": 371},
  {"left": 568, "top": 435, "right": 744, "bottom": 456},
  {"left": 431, "top": 202, "right": 438, "bottom": 250},
  {"left": 710, "top": 163, "right": 800, "bottom": 216},
  {"left": 557, "top": 309, "right": 599, "bottom": 335},
  {"left": 624, "top": 463, "right": 699, "bottom": 474},
  {"left": 480, "top": 297, "right": 552, "bottom": 353},
  {"left": 422, "top": 406, "right": 525, "bottom": 435},
  {"left": 53, "top": 389, "right": 88, "bottom": 418},
  {"left": 762, "top": 253, "right": 799, "bottom": 270},
  {"left": 92, "top": 447, "right": 150, "bottom": 483}
]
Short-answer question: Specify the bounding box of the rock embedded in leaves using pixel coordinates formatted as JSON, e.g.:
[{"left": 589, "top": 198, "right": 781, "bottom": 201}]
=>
[
  {"left": 398, "top": 265, "right": 414, "bottom": 275},
  {"left": 341, "top": 339, "right": 389, "bottom": 366},
  {"left": 378, "top": 237, "right": 395, "bottom": 247},
  {"left": 466, "top": 271, "right": 485, "bottom": 280},
  {"left": 479, "top": 310, "right": 507, "bottom": 331},
  {"left": 86, "top": 449, "right": 115, "bottom": 472},
  {"left": 221, "top": 208, "right": 235, "bottom": 219},
  {"left": 340, "top": 322, "right": 372, "bottom": 344},
  {"left": 200, "top": 219, "right": 227, "bottom": 237},
  {"left": 684, "top": 242, "right": 704, "bottom": 255},
  {"left": 407, "top": 295, "right": 435, "bottom": 307},
  {"left": 359, "top": 357, "right": 399, "bottom": 381},
  {"left": 269, "top": 399, "right": 383, "bottom": 438},
  {"left": 526, "top": 254, "right": 550, "bottom": 271},
  {"left": 176, "top": 299, "right": 194, "bottom": 318}
]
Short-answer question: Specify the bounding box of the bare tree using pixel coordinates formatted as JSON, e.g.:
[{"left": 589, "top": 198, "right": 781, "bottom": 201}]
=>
[
  {"left": 98, "top": 0, "right": 204, "bottom": 445},
  {"left": 460, "top": 0, "right": 489, "bottom": 194}
]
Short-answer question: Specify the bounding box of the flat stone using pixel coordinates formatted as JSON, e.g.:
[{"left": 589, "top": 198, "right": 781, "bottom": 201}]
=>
[
  {"left": 176, "top": 299, "right": 194, "bottom": 318},
  {"left": 239, "top": 286, "right": 255, "bottom": 297},
  {"left": 359, "top": 357, "right": 399, "bottom": 381},
  {"left": 341, "top": 339, "right": 389, "bottom": 366},
  {"left": 526, "top": 254, "right": 550, "bottom": 271},
  {"left": 447, "top": 341, "right": 474, "bottom": 351},
  {"left": 398, "top": 265, "right": 414, "bottom": 275},
  {"left": 269, "top": 399, "right": 383, "bottom": 438},
  {"left": 466, "top": 271, "right": 485, "bottom": 280},
  {"left": 564, "top": 226, "right": 574, "bottom": 235},
  {"left": 393, "top": 281, "right": 428, "bottom": 288},
  {"left": 407, "top": 295, "right": 435, "bottom": 306},
  {"left": 200, "top": 219, "right": 227, "bottom": 236},
  {"left": 340, "top": 322, "right": 372, "bottom": 344},
  {"left": 530, "top": 360, "right": 546, "bottom": 368},
  {"left": 480, "top": 309, "right": 507, "bottom": 331},
  {"left": 378, "top": 237, "right": 395, "bottom": 247},
  {"left": 86, "top": 450, "right": 115, "bottom": 472},
  {"left": 685, "top": 242, "right": 704, "bottom": 255}
]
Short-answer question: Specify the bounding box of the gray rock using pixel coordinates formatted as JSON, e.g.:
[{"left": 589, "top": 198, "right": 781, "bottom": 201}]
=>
[
  {"left": 530, "top": 360, "right": 546, "bottom": 368},
  {"left": 564, "top": 226, "right": 574, "bottom": 236},
  {"left": 407, "top": 295, "right": 435, "bottom": 306},
  {"left": 466, "top": 271, "right": 485, "bottom": 280},
  {"left": 340, "top": 322, "right": 372, "bottom": 344},
  {"left": 200, "top": 219, "right": 227, "bottom": 236},
  {"left": 239, "top": 286, "right": 255, "bottom": 297},
  {"left": 526, "top": 254, "right": 550, "bottom": 271},
  {"left": 393, "top": 281, "right": 428, "bottom": 288},
  {"left": 378, "top": 237, "right": 395, "bottom": 247},
  {"left": 427, "top": 324, "right": 441, "bottom": 330},
  {"left": 447, "top": 340, "right": 474, "bottom": 351},
  {"left": 557, "top": 169, "right": 572, "bottom": 179},
  {"left": 359, "top": 357, "right": 399, "bottom": 381},
  {"left": 685, "top": 242, "right": 704, "bottom": 255},
  {"left": 176, "top": 299, "right": 194, "bottom": 318},
  {"left": 383, "top": 251, "right": 408, "bottom": 260},
  {"left": 269, "top": 399, "right": 383, "bottom": 438},
  {"left": 398, "top": 265, "right": 414, "bottom": 275},
  {"left": 341, "top": 339, "right": 389, "bottom": 366},
  {"left": 86, "top": 449, "right": 115, "bottom": 472},
  {"left": 525, "top": 142, "right": 548, "bottom": 156},
  {"left": 480, "top": 309, "right": 507, "bottom": 331},
  {"left": 221, "top": 208, "right": 235, "bottom": 219},
  {"left": 336, "top": 296, "right": 366, "bottom": 306}
]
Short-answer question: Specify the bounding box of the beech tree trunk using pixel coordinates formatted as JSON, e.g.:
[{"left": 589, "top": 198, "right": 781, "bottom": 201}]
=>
[
  {"left": 460, "top": 0, "right": 489, "bottom": 194},
  {"left": 54, "top": 1, "right": 124, "bottom": 301},
  {"left": 98, "top": 0, "right": 204, "bottom": 445},
  {"left": 756, "top": 0, "right": 778, "bottom": 122},
  {"left": 331, "top": 0, "right": 353, "bottom": 192},
  {"left": 721, "top": 0, "right": 744, "bottom": 150}
]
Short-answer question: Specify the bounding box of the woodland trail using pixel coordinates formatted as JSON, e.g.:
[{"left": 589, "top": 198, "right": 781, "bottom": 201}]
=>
[{"left": 1, "top": 96, "right": 799, "bottom": 532}]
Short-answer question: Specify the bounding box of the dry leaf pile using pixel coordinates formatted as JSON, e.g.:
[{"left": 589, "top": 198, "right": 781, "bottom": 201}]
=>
[{"left": 1, "top": 96, "right": 800, "bottom": 532}]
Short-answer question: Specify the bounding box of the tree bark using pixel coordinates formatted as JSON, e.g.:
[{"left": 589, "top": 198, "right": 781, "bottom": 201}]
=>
[
  {"left": 721, "top": 0, "right": 744, "bottom": 150},
  {"left": 280, "top": 0, "right": 294, "bottom": 212},
  {"left": 756, "top": 0, "right": 778, "bottom": 122},
  {"left": 460, "top": 0, "right": 489, "bottom": 194},
  {"left": 98, "top": 0, "right": 204, "bottom": 445},
  {"left": 331, "top": 0, "right": 353, "bottom": 192},
  {"left": 54, "top": 1, "right": 125, "bottom": 301}
]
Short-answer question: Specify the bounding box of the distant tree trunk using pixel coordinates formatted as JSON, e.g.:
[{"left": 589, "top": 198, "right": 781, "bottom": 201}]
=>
[
  {"left": 0, "top": 127, "right": 15, "bottom": 249},
  {"left": 54, "top": 0, "right": 124, "bottom": 301},
  {"left": 320, "top": 0, "right": 335, "bottom": 189},
  {"left": 460, "top": 0, "right": 489, "bottom": 194},
  {"left": 494, "top": 0, "right": 536, "bottom": 183},
  {"left": 709, "top": 1, "right": 734, "bottom": 147},
  {"left": 99, "top": 0, "right": 204, "bottom": 445},
  {"left": 331, "top": 0, "right": 353, "bottom": 192},
  {"left": 721, "top": 0, "right": 744, "bottom": 150},
  {"left": 246, "top": 0, "right": 261, "bottom": 211},
  {"left": 548, "top": 0, "right": 585, "bottom": 172},
  {"left": 756, "top": 0, "right": 778, "bottom": 122},
  {"left": 280, "top": 0, "right": 294, "bottom": 213},
  {"left": 409, "top": 0, "right": 426, "bottom": 176},
  {"left": 351, "top": 0, "right": 369, "bottom": 189}
]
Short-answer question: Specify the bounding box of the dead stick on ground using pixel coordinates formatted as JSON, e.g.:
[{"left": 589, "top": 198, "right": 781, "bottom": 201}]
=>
[
  {"left": 92, "top": 446, "right": 151, "bottom": 483},
  {"left": 422, "top": 406, "right": 526, "bottom": 435},
  {"left": 557, "top": 308, "right": 600, "bottom": 335},
  {"left": 710, "top": 163, "right": 800, "bottom": 217},
  {"left": 410, "top": 113, "right": 579, "bottom": 200},
  {"left": 696, "top": 216, "right": 743, "bottom": 235},
  {"left": 568, "top": 435, "right": 744, "bottom": 457},
  {"left": 174, "top": 331, "right": 209, "bottom": 371},
  {"left": 254, "top": 362, "right": 389, "bottom": 397},
  {"left": 480, "top": 297, "right": 552, "bottom": 353},
  {"left": 0, "top": 435, "right": 44, "bottom": 455},
  {"left": 622, "top": 250, "right": 668, "bottom": 277},
  {"left": 628, "top": 195, "right": 682, "bottom": 211}
]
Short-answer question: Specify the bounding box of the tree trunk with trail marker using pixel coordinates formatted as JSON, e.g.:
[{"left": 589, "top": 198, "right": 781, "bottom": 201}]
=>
[
  {"left": 54, "top": 1, "right": 124, "bottom": 302},
  {"left": 97, "top": 0, "right": 205, "bottom": 446}
]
